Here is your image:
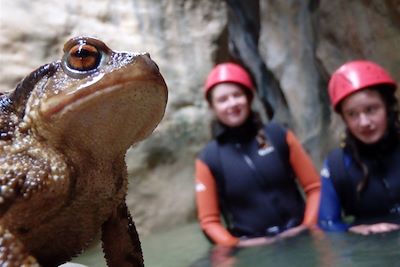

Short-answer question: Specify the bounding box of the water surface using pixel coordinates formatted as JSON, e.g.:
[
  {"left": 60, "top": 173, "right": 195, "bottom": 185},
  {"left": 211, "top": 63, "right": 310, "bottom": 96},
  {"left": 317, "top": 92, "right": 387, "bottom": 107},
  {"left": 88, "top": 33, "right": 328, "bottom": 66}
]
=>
[{"left": 74, "top": 223, "right": 400, "bottom": 267}]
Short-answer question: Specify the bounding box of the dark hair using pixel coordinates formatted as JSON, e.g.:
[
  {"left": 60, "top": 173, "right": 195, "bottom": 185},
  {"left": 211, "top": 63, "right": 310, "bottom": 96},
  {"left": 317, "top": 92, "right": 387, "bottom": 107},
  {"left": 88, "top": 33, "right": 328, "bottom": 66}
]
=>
[{"left": 340, "top": 86, "right": 399, "bottom": 196}]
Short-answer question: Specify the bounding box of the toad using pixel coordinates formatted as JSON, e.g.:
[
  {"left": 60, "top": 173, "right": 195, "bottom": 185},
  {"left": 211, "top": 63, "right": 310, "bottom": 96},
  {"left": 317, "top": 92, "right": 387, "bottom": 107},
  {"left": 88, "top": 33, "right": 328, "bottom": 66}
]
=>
[{"left": 0, "top": 36, "right": 168, "bottom": 267}]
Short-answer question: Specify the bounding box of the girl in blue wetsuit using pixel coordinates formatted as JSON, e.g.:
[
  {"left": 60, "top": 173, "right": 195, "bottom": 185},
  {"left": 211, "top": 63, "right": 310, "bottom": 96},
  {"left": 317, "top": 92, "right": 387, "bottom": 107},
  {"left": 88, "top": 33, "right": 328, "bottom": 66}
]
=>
[{"left": 319, "top": 60, "right": 400, "bottom": 235}]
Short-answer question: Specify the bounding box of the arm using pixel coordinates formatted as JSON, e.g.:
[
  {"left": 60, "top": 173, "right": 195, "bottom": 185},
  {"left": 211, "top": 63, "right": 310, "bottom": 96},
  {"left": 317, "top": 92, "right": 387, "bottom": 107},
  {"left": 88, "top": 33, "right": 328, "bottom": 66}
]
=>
[
  {"left": 317, "top": 161, "right": 349, "bottom": 231},
  {"left": 349, "top": 223, "right": 400, "bottom": 235},
  {"left": 318, "top": 155, "right": 398, "bottom": 234},
  {"left": 195, "top": 159, "right": 239, "bottom": 246},
  {"left": 196, "top": 159, "right": 279, "bottom": 247},
  {"left": 286, "top": 130, "right": 320, "bottom": 226}
]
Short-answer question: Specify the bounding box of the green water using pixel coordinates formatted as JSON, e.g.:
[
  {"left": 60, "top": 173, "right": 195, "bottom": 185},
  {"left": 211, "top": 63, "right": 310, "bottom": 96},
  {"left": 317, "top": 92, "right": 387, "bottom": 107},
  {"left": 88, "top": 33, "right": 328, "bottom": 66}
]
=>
[
  {"left": 73, "top": 223, "right": 209, "bottom": 267},
  {"left": 73, "top": 223, "right": 400, "bottom": 267}
]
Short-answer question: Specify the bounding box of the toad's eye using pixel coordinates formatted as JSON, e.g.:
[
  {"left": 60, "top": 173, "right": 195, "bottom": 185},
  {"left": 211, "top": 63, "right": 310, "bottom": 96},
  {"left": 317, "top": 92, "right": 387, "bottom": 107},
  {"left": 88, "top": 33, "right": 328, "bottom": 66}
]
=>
[{"left": 65, "top": 43, "right": 101, "bottom": 72}]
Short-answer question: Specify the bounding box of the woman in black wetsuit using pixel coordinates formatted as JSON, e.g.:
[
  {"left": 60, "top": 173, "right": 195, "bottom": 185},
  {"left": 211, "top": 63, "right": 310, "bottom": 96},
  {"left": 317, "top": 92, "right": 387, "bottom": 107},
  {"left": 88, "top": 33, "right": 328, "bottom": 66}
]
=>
[{"left": 195, "top": 63, "right": 321, "bottom": 247}]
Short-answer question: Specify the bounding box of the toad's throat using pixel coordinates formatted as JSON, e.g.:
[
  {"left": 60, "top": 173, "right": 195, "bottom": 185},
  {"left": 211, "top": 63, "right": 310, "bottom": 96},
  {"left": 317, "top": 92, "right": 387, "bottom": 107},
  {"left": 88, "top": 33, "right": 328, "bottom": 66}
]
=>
[{"left": 40, "top": 70, "right": 165, "bottom": 118}]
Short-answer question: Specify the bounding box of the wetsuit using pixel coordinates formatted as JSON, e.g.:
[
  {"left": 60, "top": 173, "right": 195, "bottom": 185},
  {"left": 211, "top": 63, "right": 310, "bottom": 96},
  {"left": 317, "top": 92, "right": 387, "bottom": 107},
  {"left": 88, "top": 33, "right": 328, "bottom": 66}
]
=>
[
  {"left": 195, "top": 118, "right": 320, "bottom": 246},
  {"left": 318, "top": 132, "right": 400, "bottom": 231}
]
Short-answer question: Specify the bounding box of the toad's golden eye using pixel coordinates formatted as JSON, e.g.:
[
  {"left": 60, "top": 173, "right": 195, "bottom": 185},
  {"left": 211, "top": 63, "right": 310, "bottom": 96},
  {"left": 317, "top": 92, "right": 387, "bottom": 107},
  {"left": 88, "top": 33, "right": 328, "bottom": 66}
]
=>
[{"left": 66, "top": 43, "right": 101, "bottom": 71}]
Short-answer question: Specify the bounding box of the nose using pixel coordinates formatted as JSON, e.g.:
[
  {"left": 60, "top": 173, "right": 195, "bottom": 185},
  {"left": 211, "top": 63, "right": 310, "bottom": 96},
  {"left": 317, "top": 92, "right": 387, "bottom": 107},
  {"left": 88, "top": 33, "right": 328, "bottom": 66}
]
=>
[
  {"left": 226, "top": 96, "right": 239, "bottom": 107},
  {"left": 358, "top": 113, "right": 371, "bottom": 127}
]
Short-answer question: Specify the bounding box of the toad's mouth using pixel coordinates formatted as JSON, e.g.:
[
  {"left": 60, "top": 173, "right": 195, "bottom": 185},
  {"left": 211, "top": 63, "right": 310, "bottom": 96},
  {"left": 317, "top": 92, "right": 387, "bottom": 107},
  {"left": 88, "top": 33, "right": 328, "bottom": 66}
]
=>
[{"left": 40, "top": 57, "right": 167, "bottom": 118}]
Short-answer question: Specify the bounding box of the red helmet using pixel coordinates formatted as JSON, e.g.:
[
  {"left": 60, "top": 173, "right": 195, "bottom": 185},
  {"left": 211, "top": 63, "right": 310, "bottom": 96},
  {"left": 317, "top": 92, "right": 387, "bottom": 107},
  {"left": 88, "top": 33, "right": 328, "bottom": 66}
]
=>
[
  {"left": 204, "top": 63, "right": 255, "bottom": 99},
  {"left": 328, "top": 60, "right": 397, "bottom": 112}
]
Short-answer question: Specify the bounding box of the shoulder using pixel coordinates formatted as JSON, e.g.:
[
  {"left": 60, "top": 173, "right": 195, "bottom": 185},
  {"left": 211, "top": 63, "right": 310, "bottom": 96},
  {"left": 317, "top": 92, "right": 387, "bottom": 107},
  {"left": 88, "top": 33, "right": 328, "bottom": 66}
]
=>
[
  {"left": 324, "top": 148, "right": 342, "bottom": 169},
  {"left": 264, "top": 121, "right": 288, "bottom": 135},
  {"left": 198, "top": 139, "right": 219, "bottom": 163},
  {"left": 320, "top": 154, "right": 335, "bottom": 180},
  {"left": 264, "top": 122, "right": 289, "bottom": 146},
  {"left": 323, "top": 147, "right": 353, "bottom": 182},
  {"left": 326, "top": 147, "right": 343, "bottom": 160},
  {"left": 199, "top": 139, "right": 218, "bottom": 155},
  {"left": 326, "top": 147, "right": 353, "bottom": 169}
]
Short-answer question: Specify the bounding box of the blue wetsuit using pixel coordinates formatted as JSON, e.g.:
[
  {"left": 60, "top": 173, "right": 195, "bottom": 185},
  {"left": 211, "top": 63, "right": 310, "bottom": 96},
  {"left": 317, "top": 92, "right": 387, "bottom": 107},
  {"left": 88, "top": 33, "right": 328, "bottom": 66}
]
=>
[{"left": 318, "top": 132, "right": 400, "bottom": 231}]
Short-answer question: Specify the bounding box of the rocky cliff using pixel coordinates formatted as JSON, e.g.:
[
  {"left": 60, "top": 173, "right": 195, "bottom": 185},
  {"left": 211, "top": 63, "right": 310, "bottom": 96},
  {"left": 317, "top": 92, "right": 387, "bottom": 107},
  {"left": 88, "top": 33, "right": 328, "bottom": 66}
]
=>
[{"left": 1, "top": 0, "right": 399, "bottom": 235}]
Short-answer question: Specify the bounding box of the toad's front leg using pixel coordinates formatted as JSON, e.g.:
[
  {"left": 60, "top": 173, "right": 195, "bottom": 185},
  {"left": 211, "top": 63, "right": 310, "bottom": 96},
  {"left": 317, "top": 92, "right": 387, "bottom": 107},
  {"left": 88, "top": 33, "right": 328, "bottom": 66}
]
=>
[
  {"left": 101, "top": 202, "right": 143, "bottom": 267},
  {"left": 0, "top": 225, "right": 40, "bottom": 267}
]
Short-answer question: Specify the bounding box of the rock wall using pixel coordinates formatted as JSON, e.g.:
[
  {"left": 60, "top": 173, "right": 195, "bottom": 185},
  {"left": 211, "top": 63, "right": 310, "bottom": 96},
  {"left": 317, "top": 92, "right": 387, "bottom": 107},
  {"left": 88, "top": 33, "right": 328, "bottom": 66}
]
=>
[
  {"left": 227, "top": 0, "right": 400, "bottom": 163},
  {"left": 1, "top": 0, "right": 399, "bottom": 235}
]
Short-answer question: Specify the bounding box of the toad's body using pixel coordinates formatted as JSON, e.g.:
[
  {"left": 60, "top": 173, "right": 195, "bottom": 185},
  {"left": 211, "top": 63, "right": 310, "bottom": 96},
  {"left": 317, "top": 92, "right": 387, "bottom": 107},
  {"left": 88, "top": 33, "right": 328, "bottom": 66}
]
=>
[{"left": 0, "top": 36, "right": 168, "bottom": 266}]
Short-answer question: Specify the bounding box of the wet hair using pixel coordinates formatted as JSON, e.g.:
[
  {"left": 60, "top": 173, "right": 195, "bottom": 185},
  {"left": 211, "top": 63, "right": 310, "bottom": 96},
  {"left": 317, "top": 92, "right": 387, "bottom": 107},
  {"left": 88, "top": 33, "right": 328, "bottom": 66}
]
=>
[
  {"left": 338, "top": 86, "right": 399, "bottom": 196},
  {"left": 253, "top": 114, "right": 270, "bottom": 149}
]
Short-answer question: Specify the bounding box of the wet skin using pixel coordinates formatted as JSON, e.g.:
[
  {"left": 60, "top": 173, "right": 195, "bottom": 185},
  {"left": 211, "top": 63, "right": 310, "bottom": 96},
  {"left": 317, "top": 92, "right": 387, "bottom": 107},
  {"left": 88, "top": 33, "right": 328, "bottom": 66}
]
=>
[
  {"left": 210, "top": 83, "right": 250, "bottom": 128},
  {"left": 0, "top": 36, "right": 167, "bottom": 266},
  {"left": 341, "top": 89, "right": 387, "bottom": 145}
]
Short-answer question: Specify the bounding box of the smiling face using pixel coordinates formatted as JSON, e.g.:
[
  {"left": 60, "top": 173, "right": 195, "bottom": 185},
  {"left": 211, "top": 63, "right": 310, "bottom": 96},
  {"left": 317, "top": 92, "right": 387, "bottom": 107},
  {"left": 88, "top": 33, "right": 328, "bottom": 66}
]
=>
[
  {"left": 210, "top": 83, "right": 251, "bottom": 127},
  {"left": 340, "top": 88, "right": 388, "bottom": 144}
]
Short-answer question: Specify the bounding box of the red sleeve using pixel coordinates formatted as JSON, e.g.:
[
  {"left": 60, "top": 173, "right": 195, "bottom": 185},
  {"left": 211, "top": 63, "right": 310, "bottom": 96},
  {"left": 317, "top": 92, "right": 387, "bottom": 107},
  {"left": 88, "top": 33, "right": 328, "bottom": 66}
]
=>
[
  {"left": 286, "top": 130, "right": 321, "bottom": 226},
  {"left": 195, "top": 159, "right": 239, "bottom": 246}
]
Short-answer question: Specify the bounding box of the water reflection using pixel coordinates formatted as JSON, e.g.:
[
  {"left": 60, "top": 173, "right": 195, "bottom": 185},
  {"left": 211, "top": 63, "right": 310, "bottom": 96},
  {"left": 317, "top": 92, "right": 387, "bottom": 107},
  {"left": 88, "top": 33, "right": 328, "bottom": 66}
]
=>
[{"left": 74, "top": 223, "right": 400, "bottom": 267}]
